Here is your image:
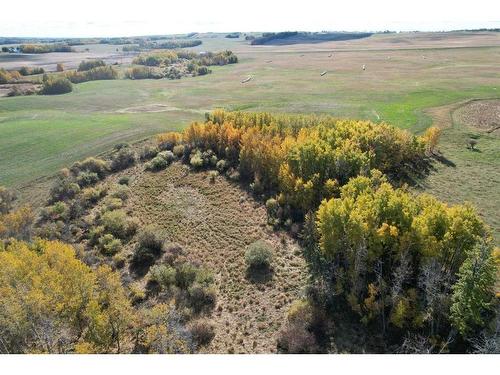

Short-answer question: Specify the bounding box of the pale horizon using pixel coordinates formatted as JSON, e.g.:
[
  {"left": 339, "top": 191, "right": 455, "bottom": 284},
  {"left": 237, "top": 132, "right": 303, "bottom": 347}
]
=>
[{"left": 1, "top": 0, "right": 499, "bottom": 38}]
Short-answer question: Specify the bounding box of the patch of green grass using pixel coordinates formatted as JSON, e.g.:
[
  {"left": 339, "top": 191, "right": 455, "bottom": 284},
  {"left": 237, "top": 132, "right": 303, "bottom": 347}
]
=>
[
  {"left": 0, "top": 110, "right": 191, "bottom": 186},
  {"left": 414, "top": 106, "right": 500, "bottom": 244}
]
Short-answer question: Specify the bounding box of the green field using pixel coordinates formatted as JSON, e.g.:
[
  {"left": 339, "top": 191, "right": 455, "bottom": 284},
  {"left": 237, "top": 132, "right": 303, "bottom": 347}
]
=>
[{"left": 1, "top": 31, "right": 499, "bottom": 240}]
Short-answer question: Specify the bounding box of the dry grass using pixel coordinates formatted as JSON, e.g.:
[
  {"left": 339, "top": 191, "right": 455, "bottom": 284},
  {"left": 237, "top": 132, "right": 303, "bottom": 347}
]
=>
[
  {"left": 454, "top": 99, "right": 500, "bottom": 134},
  {"left": 122, "top": 162, "right": 308, "bottom": 353}
]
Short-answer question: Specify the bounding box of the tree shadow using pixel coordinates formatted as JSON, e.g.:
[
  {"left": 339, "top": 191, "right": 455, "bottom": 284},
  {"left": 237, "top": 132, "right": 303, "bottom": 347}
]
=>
[
  {"left": 432, "top": 153, "right": 456, "bottom": 168},
  {"left": 245, "top": 266, "right": 274, "bottom": 284}
]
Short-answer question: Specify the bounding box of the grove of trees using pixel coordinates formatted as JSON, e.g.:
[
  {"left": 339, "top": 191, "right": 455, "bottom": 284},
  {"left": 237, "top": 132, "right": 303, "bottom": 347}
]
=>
[{"left": 155, "top": 110, "right": 498, "bottom": 352}]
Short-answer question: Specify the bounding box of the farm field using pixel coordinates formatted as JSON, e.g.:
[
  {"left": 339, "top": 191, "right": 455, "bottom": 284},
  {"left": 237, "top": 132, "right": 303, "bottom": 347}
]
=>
[{"left": 0, "top": 31, "right": 499, "bottom": 241}]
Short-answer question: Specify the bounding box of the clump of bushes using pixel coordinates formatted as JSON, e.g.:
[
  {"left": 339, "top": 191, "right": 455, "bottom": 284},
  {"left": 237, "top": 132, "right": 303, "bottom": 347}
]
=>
[
  {"left": 81, "top": 187, "right": 107, "bottom": 207},
  {"left": 132, "top": 226, "right": 165, "bottom": 270},
  {"left": 49, "top": 169, "right": 81, "bottom": 202},
  {"left": 71, "top": 157, "right": 108, "bottom": 180},
  {"left": 140, "top": 145, "right": 159, "bottom": 161},
  {"left": 78, "top": 59, "right": 106, "bottom": 72},
  {"left": 110, "top": 184, "right": 130, "bottom": 201},
  {"left": 20, "top": 43, "right": 73, "bottom": 53},
  {"left": 277, "top": 299, "right": 326, "bottom": 353},
  {"left": 125, "top": 66, "right": 164, "bottom": 80},
  {"left": 145, "top": 156, "right": 168, "bottom": 171},
  {"left": 100, "top": 209, "right": 137, "bottom": 239},
  {"left": 0, "top": 69, "right": 21, "bottom": 84},
  {"left": 68, "top": 66, "right": 118, "bottom": 84},
  {"left": 189, "top": 320, "right": 215, "bottom": 347},
  {"left": 98, "top": 233, "right": 122, "bottom": 256},
  {"left": 76, "top": 172, "right": 99, "bottom": 187},
  {"left": 145, "top": 151, "right": 175, "bottom": 171},
  {"left": 190, "top": 151, "right": 204, "bottom": 169},
  {"left": 157, "top": 132, "right": 182, "bottom": 151},
  {"left": 18, "top": 66, "right": 45, "bottom": 76},
  {"left": 146, "top": 248, "right": 217, "bottom": 316},
  {"left": 40, "top": 75, "right": 73, "bottom": 95},
  {"left": 110, "top": 148, "right": 136, "bottom": 172},
  {"left": 0, "top": 186, "right": 16, "bottom": 214},
  {"left": 245, "top": 240, "right": 273, "bottom": 270}
]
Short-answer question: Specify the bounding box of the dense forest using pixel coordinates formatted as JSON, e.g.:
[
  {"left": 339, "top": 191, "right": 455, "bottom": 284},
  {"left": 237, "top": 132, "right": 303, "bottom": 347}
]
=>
[{"left": 0, "top": 111, "right": 498, "bottom": 353}]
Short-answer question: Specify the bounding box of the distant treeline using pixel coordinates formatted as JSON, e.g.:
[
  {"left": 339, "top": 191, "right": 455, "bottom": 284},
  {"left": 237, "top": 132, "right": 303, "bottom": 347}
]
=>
[
  {"left": 128, "top": 50, "right": 237, "bottom": 79},
  {"left": 250, "top": 31, "right": 373, "bottom": 45},
  {"left": 142, "top": 40, "right": 203, "bottom": 49},
  {"left": 132, "top": 50, "right": 237, "bottom": 67},
  {"left": 451, "top": 28, "right": 500, "bottom": 32},
  {"left": 19, "top": 43, "right": 74, "bottom": 53}
]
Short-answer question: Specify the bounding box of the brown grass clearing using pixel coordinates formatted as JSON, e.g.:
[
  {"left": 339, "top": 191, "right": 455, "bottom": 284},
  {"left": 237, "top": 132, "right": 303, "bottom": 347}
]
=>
[
  {"left": 454, "top": 99, "right": 500, "bottom": 134},
  {"left": 114, "top": 162, "right": 309, "bottom": 353}
]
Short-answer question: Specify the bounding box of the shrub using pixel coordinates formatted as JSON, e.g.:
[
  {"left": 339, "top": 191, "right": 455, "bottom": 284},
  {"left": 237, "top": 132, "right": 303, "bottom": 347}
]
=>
[
  {"left": 196, "top": 66, "right": 210, "bottom": 76},
  {"left": 125, "top": 66, "right": 163, "bottom": 80},
  {"left": 208, "top": 170, "right": 218, "bottom": 183},
  {"left": 277, "top": 324, "right": 318, "bottom": 354},
  {"left": 149, "top": 264, "right": 177, "bottom": 290},
  {"left": 103, "top": 197, "right": 123, "bottom": 211},
  {"left": 132, "top": 226, "right": 164, "bottom": 269},
  {"left": 71, "top": 157, "right": 108, "bottom": 179},
  {"left": 110, "top": 148, "right": 136, "bottom": 172},
  {"left": 76, "top": 171, "right": 99, "bottom": 187},
  {"left": 19, "top": 66, "right": 45, "bottom": 76},
  {"left": 190, "top": 151, "right": 204, "bottom": 169},
  {"left": 172, "top": 144, "right": 185, "bottom": 158},
  {"left": 216, "top": 159, "right": 227, "bottom": 173},
  {"left": 110, "top": 184, "right": 130, "bottom": 201},
  {"left": 0, "top": 69, "right": 22, "bottom": 84},
  {"left": 82, "top": 187, "right": 105, "bottom": 207},
  {"left": 245, "top": 240, "right": 273, "bottom": 269},
  {"left": 189, "top": 321, "right": 215, "bottom": 347},
  {"left": 68, "top": 66, "right": 118, "bottom": 83},
  {"left": 187, "top": 285, "right": 217, "bottom": 314},
  {"left": 40, "top": 76, "right": 73, "bottom": 95},
  {"left": 158, "top": 150, "right": 175, "bottom": 163},
  {"left": 163, "top": 243, "right": 184, "bottom": 265},
  {"left": 175, "top": 263, "right": 198, "bottom": 289},
  {"left": 98, "top": 233, "right": 122, "bottom": 256},
  {"left": 0, "top": 186, "right": 16, "bottom": 214},
  {"left": 88, "top": 225, "right": 105, "bottom": 247},
  {"left": 140, "top": 145, "right": 159, "bottom": 161},
  {"left": 145, "top": 156, "right": 168, "bottom": 171},
  {"left": 78, "top": 59, "right": 106, "bottom": 72},
  {"left": 100, "top": 210, "right": 131, "bottom": 239},
  {"left": 41, "top": 201, "right": 69, "bottom": 222},
  {"left": 49, "top": 171, "right": 80, "bottom": 202},
  {"left": 137, "top": 226, "right": 164, "bottom": 253},
  {"left": 157, "top": 132, "right": 182, "bottom": 150}
]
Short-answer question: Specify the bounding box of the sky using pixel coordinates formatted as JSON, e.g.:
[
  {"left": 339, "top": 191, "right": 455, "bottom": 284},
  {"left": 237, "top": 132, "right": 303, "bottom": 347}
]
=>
[{"left": 1, "top": 0, "right": 499, "bottom": 38}]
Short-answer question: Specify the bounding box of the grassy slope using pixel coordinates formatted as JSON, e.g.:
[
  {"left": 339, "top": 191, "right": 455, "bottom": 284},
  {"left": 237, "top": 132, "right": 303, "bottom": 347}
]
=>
[{"left": 417, "top": 102, "right": 500, "bottom": 243}]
